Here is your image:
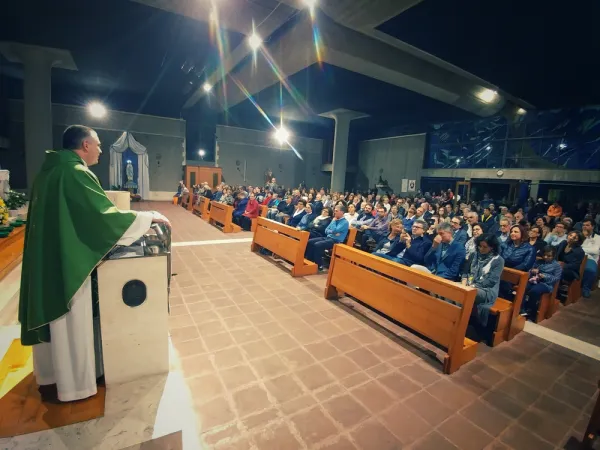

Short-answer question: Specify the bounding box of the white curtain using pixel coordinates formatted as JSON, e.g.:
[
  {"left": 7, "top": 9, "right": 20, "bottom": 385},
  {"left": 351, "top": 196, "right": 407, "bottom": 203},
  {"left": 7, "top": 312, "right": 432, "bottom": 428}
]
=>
[{"left": 109, "top": 132, "right": 150, "bottom": 200}]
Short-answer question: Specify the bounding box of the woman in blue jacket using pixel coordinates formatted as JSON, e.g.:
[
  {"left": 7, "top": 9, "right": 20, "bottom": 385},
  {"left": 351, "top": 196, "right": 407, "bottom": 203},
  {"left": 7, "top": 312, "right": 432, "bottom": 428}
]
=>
[
  {"left": 296, "top": 203, "right": 318, "bottom": 231},
  {"left": 499, "top": 224, "right": 536, "bottom": 299}
]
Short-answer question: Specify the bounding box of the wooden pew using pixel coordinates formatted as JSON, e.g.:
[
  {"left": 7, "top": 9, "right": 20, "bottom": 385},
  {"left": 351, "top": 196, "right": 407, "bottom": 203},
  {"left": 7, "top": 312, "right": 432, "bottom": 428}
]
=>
[
  {"left": 193, "top": 196, "right": 210, "bottom": 221},
  {"left": 251, "top": 217, "right": 318, "bottom": 277},
  {"left": 536, "top": 280, "right": 560, "bottom": 323},
  {"left": 180, "top": 193, "right": 193, "bottom": 210},
  {"left": 0, "top": 226, "right": 26, "bottom": 282},
  {"left": 208, "top": 201, "right": 241, "bottom": 233},
  {"left": 325, "top": 244, "right": 478, "bottom": 374},
  {"left": 563, "top": 255, "right": 587, "bottom": 305},
  {"left": 488, "top": 268, "right": 528, "bottom": 346},
  {"left": 259, "top": 205, "right": 269, "bottom": 218}
]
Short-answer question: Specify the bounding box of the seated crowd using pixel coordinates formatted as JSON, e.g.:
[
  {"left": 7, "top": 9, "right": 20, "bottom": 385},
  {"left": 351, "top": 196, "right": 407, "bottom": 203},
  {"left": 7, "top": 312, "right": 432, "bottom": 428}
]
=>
[{"left": 182, "top": 180, "right": 600, "bottom": 324}]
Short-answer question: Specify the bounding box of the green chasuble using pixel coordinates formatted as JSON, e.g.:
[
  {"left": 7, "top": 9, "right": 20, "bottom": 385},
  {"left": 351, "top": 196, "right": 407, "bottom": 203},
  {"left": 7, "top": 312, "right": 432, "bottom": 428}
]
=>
[{"left": 19, "top": 150, "right": 137, "bottom": 346}]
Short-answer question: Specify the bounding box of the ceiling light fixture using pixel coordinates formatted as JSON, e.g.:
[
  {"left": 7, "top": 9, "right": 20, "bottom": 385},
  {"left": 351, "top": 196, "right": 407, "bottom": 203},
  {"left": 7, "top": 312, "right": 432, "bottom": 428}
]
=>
[
  {"left": 248, "top": 33, "right": 262, "bottom": 51},
  {"left": 476, "top": 88, "right": 499, "bottom": 104},
  {"left": 203, "top": 82, "right": 212, "bottom": 93},
  {"left": 274, "top": 126, "right": 290, "bottom": 145},
  {"left": 304, "top": 0, "right": 317, "bottom": 8},
  {"left": 87, "top": 101, "right": 107, "bottom": 118},
  {"left": 516, "top": 107, "right": 527, "bottom": 115}
]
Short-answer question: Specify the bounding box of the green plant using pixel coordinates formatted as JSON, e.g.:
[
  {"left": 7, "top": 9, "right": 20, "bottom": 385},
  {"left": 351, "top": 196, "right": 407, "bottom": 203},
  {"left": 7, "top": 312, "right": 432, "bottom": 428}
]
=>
[{"left": 5, "top": 191, "right": 27, "bottom": 210}]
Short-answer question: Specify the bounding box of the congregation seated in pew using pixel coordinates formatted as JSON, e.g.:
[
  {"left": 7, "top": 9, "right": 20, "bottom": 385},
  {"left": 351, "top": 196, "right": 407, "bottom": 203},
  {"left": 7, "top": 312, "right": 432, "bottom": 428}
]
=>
[
  {"left": 356, "top": 205, "right": 389, "bottom": 250},
  {"left": 521, "top": 245, "right": 562, "bottom": 317},
  {"left": 460, "top": 234, "right": 504, "bottom": 337},
  {"left": 305, "top": 205, "right": 348, "bottom": 271},
  {"left": 286, "top": 200, "right": 307, "bottom": 227},
  {"left": 295, "top": 203, "right": 317, "bottom": 231},
  {"left": 377, "top": 219, "right": 432, "bottom": 267},
  {"left": 232, "top": 192, "right": 259, "bottom": 231},
  {"left": 372, "top": 219, "right": 403, "bottom": 256},
  {"left": 411, "top": 222, "right": 466, "bottom": 281},
  {"left": 307, "top": 207, "right": 333, "bottom": 238},
  {"left": 499, "top": 224, "right": 536, "bottom": 299}
]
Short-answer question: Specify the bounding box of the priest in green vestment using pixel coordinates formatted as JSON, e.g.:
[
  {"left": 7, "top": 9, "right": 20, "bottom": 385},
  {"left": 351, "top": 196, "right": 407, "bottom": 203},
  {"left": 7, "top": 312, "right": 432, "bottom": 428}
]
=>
[{"left": 19, "top": 125, "right": 170, "bottom": 402}]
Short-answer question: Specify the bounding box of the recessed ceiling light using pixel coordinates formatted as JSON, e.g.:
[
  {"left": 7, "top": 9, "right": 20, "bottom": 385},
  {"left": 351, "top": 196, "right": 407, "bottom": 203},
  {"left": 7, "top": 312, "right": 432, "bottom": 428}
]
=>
[
  {"left": 516, "top": 107, "right": 527, "bottom": 115},
  {"left": 87, "top": 102, "right": 107, "bottom": 118},
  {"left": 476, "top": 88, "right": 499, "bottom": 104},
  {"left": 203, "top": 82, "right": 212, "bottom": 93},
  {"left": 274, "top": 126, "right": 290, "bottom": 144},
  {"left": 248, "top": 33, "right": 262, "bottom": 50}
]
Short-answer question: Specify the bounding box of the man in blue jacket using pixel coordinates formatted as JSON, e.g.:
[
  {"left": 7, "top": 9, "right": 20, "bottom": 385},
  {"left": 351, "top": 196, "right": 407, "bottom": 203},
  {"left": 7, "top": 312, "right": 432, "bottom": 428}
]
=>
[
  {"left": 418, "top": 222, "right": 466, "bottom": 280},
  {"left": 451, "top": 217, "right": 468, "bottom": 247},
  {"left": 305, "top": 205, "right": 349, "bottom": 270},
  {"left": 377, "top": 219, "right": 432, "bottom": 267}
]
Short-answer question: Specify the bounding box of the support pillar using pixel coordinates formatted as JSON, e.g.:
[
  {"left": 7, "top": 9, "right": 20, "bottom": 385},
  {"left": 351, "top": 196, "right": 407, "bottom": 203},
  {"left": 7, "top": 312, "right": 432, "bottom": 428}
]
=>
[
  {"left": 0, "top": 43, "right": 77, "bottom": 190},
  {"left": 529, "top": 180, "right": 540, "bottom": 201},
  {"left": 321, "top": 109, "right": 367, "bottom": 193}
]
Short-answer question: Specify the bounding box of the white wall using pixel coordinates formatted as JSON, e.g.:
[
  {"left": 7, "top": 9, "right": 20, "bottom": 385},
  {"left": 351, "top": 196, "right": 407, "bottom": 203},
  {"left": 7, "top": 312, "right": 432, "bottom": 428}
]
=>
[
  {"left": 6, "top": 101, "right": 186, "bottom": 192},
  {"left": 216, "top": 125, "right": 330, "bottom": 189},
  {"left": 357, "top": 133, "right": 426, "bottom": 192}
]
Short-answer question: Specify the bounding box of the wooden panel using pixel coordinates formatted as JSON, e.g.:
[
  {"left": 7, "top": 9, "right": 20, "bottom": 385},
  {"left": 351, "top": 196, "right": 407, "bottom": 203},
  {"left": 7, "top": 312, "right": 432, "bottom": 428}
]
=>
[
  {"left": 254, "top": 226, "right": 301, "bottom": 263},
  {"left": 209, "top": 201, "right": 230, "bottom": 226},
  {"left": 332, "top": 245, "right": 473, "bottom": 304},
  {"left": 0, "top": 227, "right": 25, "bottom": 282},
  {"left": 330, "top": 258, "right": 460, "bottom": 348},
  {"left": 259, "top": 205, "right": 268, "bottom": 217}
]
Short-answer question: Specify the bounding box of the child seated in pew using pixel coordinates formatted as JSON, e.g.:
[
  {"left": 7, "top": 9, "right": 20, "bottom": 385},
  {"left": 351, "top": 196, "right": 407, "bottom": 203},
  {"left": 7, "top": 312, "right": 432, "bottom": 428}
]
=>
[
  {"left": 461, "top": 234, "right": 505, "bottom": 339},
  {"left": 520, "top": 246, "right": 562, "bottom": 317}
]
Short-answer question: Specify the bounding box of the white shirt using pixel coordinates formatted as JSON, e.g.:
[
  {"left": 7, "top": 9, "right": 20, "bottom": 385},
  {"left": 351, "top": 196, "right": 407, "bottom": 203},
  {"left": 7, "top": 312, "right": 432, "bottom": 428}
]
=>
[
  {"left": 344, "top": 212, "right": 358, "bottom": 225},
  {"left": 582, "top": 232, "right": 600, "bottom": 263}
]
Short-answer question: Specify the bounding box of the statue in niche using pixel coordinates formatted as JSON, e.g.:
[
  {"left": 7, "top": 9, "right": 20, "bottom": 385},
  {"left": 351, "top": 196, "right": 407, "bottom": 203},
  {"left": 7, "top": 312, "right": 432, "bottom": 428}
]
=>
[{"left": 124, "top": 160, "right": 138, "bottom": 192}]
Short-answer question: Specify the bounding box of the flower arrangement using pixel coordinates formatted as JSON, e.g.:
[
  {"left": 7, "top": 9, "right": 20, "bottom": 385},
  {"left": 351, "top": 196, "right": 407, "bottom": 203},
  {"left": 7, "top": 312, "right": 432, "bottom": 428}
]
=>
[
  {"left": 0, "top": 198, "right": 8, "bottom": 225},
  {"left": 5, "top": 190, "right": 27, "bottom": 211}
]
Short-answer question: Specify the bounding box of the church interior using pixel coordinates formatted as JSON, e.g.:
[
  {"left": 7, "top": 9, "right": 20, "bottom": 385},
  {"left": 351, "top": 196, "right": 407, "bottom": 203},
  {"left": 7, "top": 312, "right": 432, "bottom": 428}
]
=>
[{"left": 1, "top": 0, "right": 600, "bottom": 449}]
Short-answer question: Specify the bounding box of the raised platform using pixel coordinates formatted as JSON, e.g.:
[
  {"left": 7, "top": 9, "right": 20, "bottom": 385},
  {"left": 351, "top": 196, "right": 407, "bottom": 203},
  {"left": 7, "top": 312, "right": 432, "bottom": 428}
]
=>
[{"left": 0, "top": 226, "right": 25, "bottom": 282}]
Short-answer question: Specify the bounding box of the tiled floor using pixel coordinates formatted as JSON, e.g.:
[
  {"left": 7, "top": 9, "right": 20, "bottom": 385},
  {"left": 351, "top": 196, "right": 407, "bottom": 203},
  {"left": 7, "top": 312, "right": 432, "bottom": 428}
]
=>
[
  {"left": 1, "top": 201, "right": 598, "bottom": 449},
  {"left": 138, "top": 202, "right": 600, "bottom": 450}
]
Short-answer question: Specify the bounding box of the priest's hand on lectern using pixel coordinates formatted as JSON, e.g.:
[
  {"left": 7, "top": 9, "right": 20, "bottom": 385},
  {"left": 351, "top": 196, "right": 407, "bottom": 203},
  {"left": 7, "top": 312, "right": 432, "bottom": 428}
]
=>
[{"left": 151, "top": 212, "right": 171, "bottom": 229}]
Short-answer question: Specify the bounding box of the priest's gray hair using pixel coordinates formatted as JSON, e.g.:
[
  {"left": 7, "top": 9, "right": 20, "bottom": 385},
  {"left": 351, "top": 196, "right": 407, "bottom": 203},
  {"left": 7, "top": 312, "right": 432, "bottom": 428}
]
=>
[{"left": 63, "top": 125, "right": 94, "bottom": 150}]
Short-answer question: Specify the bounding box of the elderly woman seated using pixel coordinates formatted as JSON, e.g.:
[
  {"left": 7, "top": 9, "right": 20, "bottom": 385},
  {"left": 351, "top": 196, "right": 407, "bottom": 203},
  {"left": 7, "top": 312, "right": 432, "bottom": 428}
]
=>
[
  {"left": 521, "top": 246, "right": 562, "bottom": 317},
  {"left": 373, "top": 219, "right": 403, "bottom": 256},
  {"left": 307, "top": 207, "right": 333, "bottom": 239},
  {"left": 461, "top": 234, "right": 505, "bottom": 338},
  {"left": 296, "top": 203, "right": 318, "bottom": 231}
]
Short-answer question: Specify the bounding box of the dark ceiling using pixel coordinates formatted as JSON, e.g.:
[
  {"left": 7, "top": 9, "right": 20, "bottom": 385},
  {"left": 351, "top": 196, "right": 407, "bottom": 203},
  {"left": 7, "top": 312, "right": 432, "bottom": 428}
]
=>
[
  {"left": 0, "top": 0, "right": 244, "bottom": 117},
  {"left": 377, "top": 0, "right": 600, "bottom": 109}
]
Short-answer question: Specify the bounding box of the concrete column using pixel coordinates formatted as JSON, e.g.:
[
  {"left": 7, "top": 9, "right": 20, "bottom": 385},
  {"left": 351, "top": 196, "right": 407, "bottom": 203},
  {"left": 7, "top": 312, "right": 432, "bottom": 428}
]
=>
[
  {"left": 0, "top": 43, "right": 77, "bottom": 190},
  {"left": 322, "top": 109, "right": 367, "bottom": 193},
  {"left": 529, "top": 180, "right": 540, "bottom": 200}
]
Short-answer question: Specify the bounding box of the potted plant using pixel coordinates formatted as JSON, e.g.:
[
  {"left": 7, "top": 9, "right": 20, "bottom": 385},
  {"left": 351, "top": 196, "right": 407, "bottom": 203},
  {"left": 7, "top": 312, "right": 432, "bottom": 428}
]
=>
[{"left": 5, "top": 190, "right": 27, "bottom": 217}]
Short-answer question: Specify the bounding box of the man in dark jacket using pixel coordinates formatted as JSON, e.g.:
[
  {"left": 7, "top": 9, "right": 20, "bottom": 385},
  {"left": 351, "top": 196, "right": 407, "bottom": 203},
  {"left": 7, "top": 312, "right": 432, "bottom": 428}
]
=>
[
  {"left": 377, "top": 219, "right": 432, "bottom": 266},
  {"left": 419, "top": 222, "right": 466, "bottom": 280}
]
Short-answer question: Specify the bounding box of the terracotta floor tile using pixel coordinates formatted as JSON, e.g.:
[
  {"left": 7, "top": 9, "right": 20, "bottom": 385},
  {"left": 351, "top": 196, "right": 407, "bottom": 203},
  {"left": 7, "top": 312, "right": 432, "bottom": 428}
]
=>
[
  {"left": 230, "top": 327, "right": 262, "bottom": 344},
  {"left": 280, "top": 394, "right": 318, "bottom": 416},
  {"left": 494, "top": 377, "right": 542, "bottom": 406},
  {"left": 232, "top": 384, "right": 272, "bottom": 418},
  {"left": 299, "top": 311, "right": 330, "bottom": 326},
  {"left": 238, "top": 302, "right": 265, "bottom": 314},
  {"left": 197, "top": 320, "right": 227, "bottom": 337},
  {"left": 348, "top": 328, "right": 381, "bottom": 345},
  {"left": 213, "top": 347, "right": 245, "bottom": 370},
  {"left": 351, "top": 380, "right": 395, "bottom": 414},
  {"left": 181, "top": 354, "right": 215, "bottom": 378},
  {"left": 251, "top": 354, "right": 289, "bottom": 379},
  {"left": 319, "top": 436, "right": 358, "bottom": 450},
  {"left": 350, "top": 418, "right": 404, "bottom": 450},
  {"left": 280, "top": 347, "right": 316, "bottom": 371},
  {"left": 328, "top": 334, "right": 362, "bottom": 353},
  {"left": 518, "top": 409, "right": 570, "bottom": 446},
  {"left": 313, "top": 322, "right": 344, "bottom": 338},
  {"left": 266, "top": 333, "right": 299, "bottom": 353},
  {"left": 257, "top": 321, "right": 287, "bottom": 338},
  {"left": 289, "top": 406, "right": 339, "bottom": 445},
  {"left": 246, "top": 311, "right": 275, "bottom": 326},
  {"left": 242, "top": 408, "right": 281, "bottom": 431},
  {"left": 203, "top": 331, "right": 236, "bottom": 352},
  {"left": 169, "top": 305, "right": 189, "bottom": 316},
  {"left": 170, "top": 325, "right": 200, "bottom": 343},
  {"left": 220, "top": 364, "right": 257, "bottom": 391},
  {"left": 426, "top": 378, "right": 477, "bottom": 410},
  {"left": 412, "top": 431, "right": 459, "bottom": 450},
  {"left": 188, "top": 373, "right": 225, "bottom": 403},
  {"left": 279, "top": 317, "right": 311, "bottom": 332},
  {"left": 378, "top": 371, "right": 422, "bottom": 400},
  {"left": 404, "top": 390, "right": 454, "bottom": 426},
  {"left": 240, "top": 340, "right": 275, "bottom": 360},
  {"left": 322, "top": 355, "right": 362, "bottom": 379},
  {"left": 340, "top": 372, "right": 370, "bottom": 390},
  {"left": 322, "top": 394, "right": 370, "bottom": 428},
  {"left": 296, "top": 364, "right": 335, "bottom": 392},
  {"left": 191, "top": 309, "right": 219, "bottom": 323},
  {"left": 252, "top": 422, "right": 302, "bottom": 450},
  {"left": 201, "top": 422, "right": 241, "bottom": 448},
  {"left": 459, "top": 400, "right": 513, "bottom": 437},
  {"left": 288, "top": 326, "right": 322, "bottom": 345},
  {"left": 438, "top": 414, "right": 494, "bottom": 450},
  {"left": 215, "top": 305, "right": 244, "bottom": 319},
  {"left": 379, "top": 401, "right": 430, "bottom": 445},
  {"left": 264, "top": 374, "right": 305, "bottom": 404},
  {"left": 345, "top": 347, "right": 382, "bottom": 370},
  {"left": 195, "top": 396, "right": 236, "bottom": 431},
  {"left": 173, "top": 338, "right": 206, "bottom": 358},
  {"left": 305, "top": 340, "right": 339, "bottom": 361},
  {"left": 481, "top": 390, "right": 526, "bottom": 420},
  {"left": 186, "top": 301, "right": 212, "bottom": 314},
  {"left": 530, "top": 394, "right": 580, "bottom": 427},
  {"left": 223, "top": 314, "right": 253, "bottom": 330},
  {"left": 547, "top": 381, "right": 590, "bottom": 410},
  {"left": 499, "top": 424, "right": 554, "bottom": 450}
]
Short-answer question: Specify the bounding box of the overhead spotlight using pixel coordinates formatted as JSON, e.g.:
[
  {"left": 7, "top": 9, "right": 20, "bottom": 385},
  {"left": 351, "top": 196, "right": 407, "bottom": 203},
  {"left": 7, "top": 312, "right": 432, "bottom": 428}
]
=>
[
  {"left": 516, "top": 107, "right": 527, "bottom": 115},
  {"left": 248, "top": 33, "right": 262, "bottom": 50},
  {"left": 274, "top": 126, "right": 290, "bottom": 144},
  {"left": 476, "top": 88, "right": 499, "bottom": 104},
  {"left": 558, "top": 143, "right": 567, "bottom": 150},
  {"left": 202, "top": 82, "right": 212, "bottom": 93},
  {"left": 198, "top": 149, "right": 206, "bottom": 157},
  {"left": 304, "top": 0, "right": 317, "bottom": 8},
  {"left": 456, "top": 158, "right": 461, "bottom": 164},
  {"left": 87, "top": 101, "right": 107, "bottom": 118},
  {"left": 486, "top": 145, "right": 492, "bottom": 150}
]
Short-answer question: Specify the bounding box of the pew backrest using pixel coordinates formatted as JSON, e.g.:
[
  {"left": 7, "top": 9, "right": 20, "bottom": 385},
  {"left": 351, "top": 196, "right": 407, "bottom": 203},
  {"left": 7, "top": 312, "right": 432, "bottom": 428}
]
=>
[
  {"left": 325, "top": 244, "right": 477, "bottom": 374},
  {"left": 208, "top": 201, "right": 240, "bottom": 233}
]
